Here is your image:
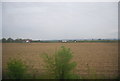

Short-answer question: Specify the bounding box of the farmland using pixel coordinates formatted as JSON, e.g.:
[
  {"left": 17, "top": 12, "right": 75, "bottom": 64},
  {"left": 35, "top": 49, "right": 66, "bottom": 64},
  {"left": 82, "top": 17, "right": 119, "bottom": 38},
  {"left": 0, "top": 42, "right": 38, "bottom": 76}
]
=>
[{"left": 2, "top": 43, "right": 118, "bottom": 79}]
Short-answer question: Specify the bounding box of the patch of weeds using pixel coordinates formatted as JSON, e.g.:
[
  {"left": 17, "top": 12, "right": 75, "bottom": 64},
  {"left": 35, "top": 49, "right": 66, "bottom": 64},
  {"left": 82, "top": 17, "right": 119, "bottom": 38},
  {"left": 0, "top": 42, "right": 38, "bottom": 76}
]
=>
[
  {"left": 6, "top": 58, "right": 31, "bottom": 79},
  {"left": 41, "top": 46, "right": 80, "bottom": 79}
]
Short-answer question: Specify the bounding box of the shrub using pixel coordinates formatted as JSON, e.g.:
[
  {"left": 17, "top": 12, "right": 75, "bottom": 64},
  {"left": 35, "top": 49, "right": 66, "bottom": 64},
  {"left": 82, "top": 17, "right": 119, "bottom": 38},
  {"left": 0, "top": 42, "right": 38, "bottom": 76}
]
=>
[
  {"left": 6, "top": 58, "right": 28, "bottom": 79},
  {"left": 42, "top": 46, "right": 80, "bottom": 79}
]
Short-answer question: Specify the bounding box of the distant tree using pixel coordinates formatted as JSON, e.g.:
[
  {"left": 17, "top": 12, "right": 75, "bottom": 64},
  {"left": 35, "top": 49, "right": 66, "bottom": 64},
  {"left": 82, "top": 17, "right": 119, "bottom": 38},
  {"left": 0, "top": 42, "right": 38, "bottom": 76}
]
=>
[
  {"left": 7, "top": 38, "right": 14, "bottom": 42},
  {"left": 2, "top": 38, "right": 7, "bottom": 43},
  {"left": 15, "top": 39, "right": 23, "bottom": 43}
]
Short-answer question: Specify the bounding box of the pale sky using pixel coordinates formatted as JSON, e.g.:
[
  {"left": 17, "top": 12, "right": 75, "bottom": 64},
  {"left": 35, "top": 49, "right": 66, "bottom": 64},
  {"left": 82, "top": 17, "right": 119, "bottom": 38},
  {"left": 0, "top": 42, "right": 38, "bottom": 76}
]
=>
[
  {"left": 0, "top": 3, "right": 2, "bottom": 39},
  {"left": 2, "top": 2, "right": 118, "bottom": 40}
]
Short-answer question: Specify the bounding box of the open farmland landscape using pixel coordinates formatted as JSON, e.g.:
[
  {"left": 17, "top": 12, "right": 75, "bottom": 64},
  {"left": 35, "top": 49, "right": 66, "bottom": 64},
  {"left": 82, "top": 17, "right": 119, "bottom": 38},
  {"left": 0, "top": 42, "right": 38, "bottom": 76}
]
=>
[
  {"left": 1, "top": 2, "right": 119, "bottom": 80},
  {"left": 2, "top": 42, "right": 118, "bottom": 79}
]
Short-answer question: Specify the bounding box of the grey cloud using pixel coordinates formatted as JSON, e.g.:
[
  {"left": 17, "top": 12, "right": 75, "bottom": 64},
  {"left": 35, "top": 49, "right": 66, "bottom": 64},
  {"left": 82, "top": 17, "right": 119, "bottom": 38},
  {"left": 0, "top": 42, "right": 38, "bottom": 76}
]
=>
[{"left": 2, "top": 2, "right": 118, "bottom": 40}]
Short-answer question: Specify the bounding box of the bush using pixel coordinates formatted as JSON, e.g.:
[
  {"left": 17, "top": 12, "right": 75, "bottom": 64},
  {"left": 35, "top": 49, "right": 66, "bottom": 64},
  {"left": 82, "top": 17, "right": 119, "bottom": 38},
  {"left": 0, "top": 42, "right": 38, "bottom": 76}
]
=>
[
  {"left": 6, "top": 58, "right": 28, "bottom": 79},
  {"left": 42, "top": 46, "right": 80, "bottom": 79}
]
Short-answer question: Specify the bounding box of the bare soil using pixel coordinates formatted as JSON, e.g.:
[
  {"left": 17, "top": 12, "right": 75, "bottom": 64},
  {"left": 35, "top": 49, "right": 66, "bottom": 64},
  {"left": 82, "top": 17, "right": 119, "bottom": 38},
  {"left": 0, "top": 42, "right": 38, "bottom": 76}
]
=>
[{"left": 2, "top": 43, "right": 118, "bottom": 79}]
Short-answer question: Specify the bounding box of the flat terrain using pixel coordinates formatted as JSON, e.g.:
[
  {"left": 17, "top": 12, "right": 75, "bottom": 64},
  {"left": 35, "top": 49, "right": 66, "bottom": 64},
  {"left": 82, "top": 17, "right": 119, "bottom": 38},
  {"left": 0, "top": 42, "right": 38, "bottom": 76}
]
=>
[
  {"left": 2, "top": 43, "right": 118, "bottom": 79},
  {"left": 0, "top": 43, "right": 2, "bottom": 79}
]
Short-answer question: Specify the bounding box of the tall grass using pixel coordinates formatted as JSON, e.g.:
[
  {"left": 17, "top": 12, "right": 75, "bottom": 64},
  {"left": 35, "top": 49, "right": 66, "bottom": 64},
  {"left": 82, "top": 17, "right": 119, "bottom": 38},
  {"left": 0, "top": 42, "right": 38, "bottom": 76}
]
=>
[
  {"left": 42, "top": 46, "right": 80, "bottom": 79},
  {"left": 6, "top": 58, "right": 29, "bottom": 79}
]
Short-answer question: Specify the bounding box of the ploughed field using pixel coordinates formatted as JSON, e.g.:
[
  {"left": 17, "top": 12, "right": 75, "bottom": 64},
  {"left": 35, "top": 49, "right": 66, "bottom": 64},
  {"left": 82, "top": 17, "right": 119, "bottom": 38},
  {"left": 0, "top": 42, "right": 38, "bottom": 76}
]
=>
[{"left": 2, "top": 43, "right": 118, "bottom": 79}]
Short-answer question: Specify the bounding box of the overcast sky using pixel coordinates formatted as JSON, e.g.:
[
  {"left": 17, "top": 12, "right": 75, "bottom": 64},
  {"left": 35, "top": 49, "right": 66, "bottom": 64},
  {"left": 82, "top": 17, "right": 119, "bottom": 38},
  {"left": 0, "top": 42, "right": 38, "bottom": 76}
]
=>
[
  {"left": 0, "top": 3, "right": 2, "bottom": 39},
  {"left": 2, "top": 2, "right": 118, "bottom": 40}
]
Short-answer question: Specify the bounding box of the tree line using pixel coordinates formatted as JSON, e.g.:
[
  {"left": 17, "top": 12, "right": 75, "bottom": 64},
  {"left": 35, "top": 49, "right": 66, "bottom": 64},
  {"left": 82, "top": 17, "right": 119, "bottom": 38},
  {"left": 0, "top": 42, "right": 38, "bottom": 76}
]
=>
[
  {"left": 1, "top": 38, "right": 32, "bottom": 43},
  {"left": 0, "top": 38, "right": 118, "bottom": 43}
]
